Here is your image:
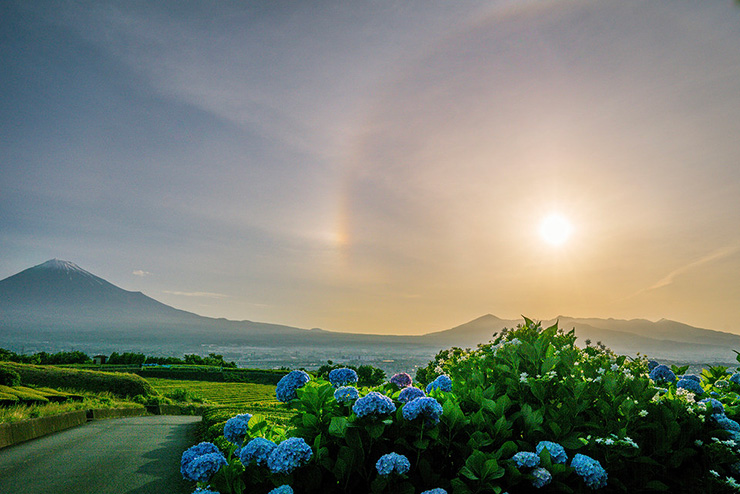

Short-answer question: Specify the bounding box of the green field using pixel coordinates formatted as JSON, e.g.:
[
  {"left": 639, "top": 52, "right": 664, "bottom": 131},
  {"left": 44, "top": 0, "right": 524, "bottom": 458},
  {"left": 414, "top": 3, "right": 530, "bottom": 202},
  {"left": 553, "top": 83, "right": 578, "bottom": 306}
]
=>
[{"left": 146, "top": 377, "right": 276, "bottom": 405}]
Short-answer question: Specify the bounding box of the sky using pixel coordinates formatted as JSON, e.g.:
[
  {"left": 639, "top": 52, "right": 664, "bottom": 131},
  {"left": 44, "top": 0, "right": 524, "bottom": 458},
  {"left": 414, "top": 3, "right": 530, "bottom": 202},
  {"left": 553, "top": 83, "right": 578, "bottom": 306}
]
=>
[{"left": 2, "top": 0, "right": 740, "bottom": 335}]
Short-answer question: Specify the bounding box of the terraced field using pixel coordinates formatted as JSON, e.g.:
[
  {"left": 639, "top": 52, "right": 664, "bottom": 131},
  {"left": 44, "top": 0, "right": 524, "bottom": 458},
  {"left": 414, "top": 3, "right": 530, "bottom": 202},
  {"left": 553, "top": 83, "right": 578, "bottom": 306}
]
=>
[{"left": 146, "top": 378, "right": 277, "bottom": 406}]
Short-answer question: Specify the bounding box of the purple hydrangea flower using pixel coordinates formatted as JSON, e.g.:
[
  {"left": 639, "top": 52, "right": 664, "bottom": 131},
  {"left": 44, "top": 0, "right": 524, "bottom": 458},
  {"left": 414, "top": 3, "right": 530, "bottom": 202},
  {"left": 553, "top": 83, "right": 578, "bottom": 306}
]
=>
[
  {"left": 240, "top": 437, "right": 277, "bottom": 466},
  {"left": 420, "top": 490, "right": 447, "bottom": 494},
  {"left": 223, "top": 413, "right": 252, "bottom": 446},
  {"left": 425, "top": 375, "right": 452, "bottom": 393},
  {"left": 352, "top": 391, "right": 396, "bottom": 418},
  {"left": 536, "top": 441, "right": 568, "bottom": 464},
  {"left": 334, "top": 386, "right": 360, "bottom": 403},
  {"left": 402, "top": 397, "right": 444, "bottom": 426},
  {"left": 328, "top": 368, "right": 358, "bottom": 388},
  {"left": 398, "top": 386, "right": 426, "bottom": 404},
  {"left": 390, "top": 373, "right": 413, "bottom": 388},
  {"left": 531, "top": 467, "right": 552, "bottom": 488},
  {"left": 267, "top": 437, "right": 313, "bottom": 474},
  {"left": 276, "top": 370, "right": 311, "bottom": 402},
  {"left": 648, "top": 360, "right": 659, "bottom": 371},
  {"left": 649, "top": 364, "right": 676, "bottom": 384},
  {"left": 512, "top": 451, "right": 540, "bottom": 469},
  {"left": 730, "top": 373, "right": 740, "bottom": 385},
  {"left": 375, "top": 452, "right": 410, "bottom": 476},
  {"left": 571, "top": 453, "right": 607, "bottom": 489}
]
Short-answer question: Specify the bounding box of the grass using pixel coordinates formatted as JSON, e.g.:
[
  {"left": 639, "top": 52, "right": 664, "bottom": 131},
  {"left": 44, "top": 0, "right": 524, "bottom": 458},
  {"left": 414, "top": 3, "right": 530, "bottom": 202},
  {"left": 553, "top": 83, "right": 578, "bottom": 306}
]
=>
[
  {"left": 0, "top": 390, "right": 144, "bottom": 423},
  {"left": 145, "top": 377, "right": 278, "bottom": 406},
  {"left": 145, "top": 377, "right": 296, "bottom": 440}
]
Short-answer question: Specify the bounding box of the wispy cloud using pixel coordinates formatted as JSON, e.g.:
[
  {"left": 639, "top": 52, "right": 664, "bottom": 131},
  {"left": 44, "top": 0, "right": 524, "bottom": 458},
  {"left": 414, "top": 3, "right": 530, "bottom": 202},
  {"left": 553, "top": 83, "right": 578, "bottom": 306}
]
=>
[
  {"left": 164, "top": 290, "right": 229, "bottom": 299},
  {"left": 624, "top": 244, "right": 740, "bottom": 300},
  {"left": 132, "top": 270, "right": 151, "bottom": 277}
]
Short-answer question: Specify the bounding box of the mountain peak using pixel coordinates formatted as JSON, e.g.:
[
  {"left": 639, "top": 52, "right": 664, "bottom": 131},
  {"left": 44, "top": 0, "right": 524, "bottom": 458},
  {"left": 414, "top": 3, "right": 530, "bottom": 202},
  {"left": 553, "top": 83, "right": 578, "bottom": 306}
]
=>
[{"left": 36, "top": 259, "right": 87, "bottom": 272}]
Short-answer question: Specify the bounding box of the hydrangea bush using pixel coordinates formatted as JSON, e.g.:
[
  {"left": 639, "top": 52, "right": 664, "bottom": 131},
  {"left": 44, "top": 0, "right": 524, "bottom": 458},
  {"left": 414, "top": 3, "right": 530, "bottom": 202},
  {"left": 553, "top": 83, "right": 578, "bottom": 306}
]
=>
[{"left": 182, "top": 318, "right": 740, "bottom": 493}]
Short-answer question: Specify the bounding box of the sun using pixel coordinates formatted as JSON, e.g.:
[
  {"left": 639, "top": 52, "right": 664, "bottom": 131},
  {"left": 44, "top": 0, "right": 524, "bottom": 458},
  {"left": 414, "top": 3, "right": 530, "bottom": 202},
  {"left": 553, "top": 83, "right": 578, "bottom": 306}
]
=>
[{"left": 539, "top": 213, "right": 573, "bottom": 246}]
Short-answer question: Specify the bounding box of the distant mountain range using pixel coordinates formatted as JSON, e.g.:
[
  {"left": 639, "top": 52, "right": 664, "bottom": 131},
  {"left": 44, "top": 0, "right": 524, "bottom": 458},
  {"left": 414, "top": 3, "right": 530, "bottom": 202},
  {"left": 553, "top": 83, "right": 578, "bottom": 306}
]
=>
[{"left": 1, "top": 259, "right": 739, "bottom": 366}]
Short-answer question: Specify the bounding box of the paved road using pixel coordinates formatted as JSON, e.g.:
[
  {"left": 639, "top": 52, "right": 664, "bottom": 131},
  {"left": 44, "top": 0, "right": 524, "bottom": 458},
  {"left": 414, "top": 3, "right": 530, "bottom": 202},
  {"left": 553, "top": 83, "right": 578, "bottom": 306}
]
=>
[{"left": 0, "top": 415, "right": 202, "bottom": 494}]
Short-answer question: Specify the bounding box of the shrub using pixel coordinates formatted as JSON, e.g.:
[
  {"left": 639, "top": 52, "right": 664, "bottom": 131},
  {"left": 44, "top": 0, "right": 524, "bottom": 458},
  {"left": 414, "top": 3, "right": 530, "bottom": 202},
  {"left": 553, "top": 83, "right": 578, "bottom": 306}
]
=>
[
  {"left": 2, "top": 361, "right": 156, "bottom": 397},
  {"left": 0, "top": 365, "right": 21, "bottom": 387},
  {"left": 182, "top": 318, "right": 740, "bottom": 494}
]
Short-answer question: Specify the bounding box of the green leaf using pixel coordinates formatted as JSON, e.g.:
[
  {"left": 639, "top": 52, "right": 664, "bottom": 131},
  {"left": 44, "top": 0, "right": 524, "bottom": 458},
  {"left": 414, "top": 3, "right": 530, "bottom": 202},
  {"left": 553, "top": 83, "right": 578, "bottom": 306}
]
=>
[
  {"left": 645, "top": 480, "right": 670, "bottom": 491},
  {"left": 302, "top": 413, "right": 319, "bottom": 429},
  {"left": 366, "top": 421, "right": 385, "bottom": 439},
  {"left": 328, "top": 416, "right": 348, "bottom": 437}
]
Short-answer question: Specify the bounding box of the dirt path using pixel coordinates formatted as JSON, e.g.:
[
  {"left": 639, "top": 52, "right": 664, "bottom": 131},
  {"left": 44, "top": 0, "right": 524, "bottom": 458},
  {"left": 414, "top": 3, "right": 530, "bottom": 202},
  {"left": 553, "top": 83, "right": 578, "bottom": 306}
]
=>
[{"left": 0, "top": 415, "right": 201, "bottom": 494}]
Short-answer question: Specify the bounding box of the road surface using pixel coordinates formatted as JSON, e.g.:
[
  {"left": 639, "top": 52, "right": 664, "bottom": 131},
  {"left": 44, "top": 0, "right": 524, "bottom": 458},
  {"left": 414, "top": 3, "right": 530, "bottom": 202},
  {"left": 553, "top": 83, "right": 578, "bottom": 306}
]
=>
[{"left": 0, "top": 415, "right": 202, "bottom": 494}]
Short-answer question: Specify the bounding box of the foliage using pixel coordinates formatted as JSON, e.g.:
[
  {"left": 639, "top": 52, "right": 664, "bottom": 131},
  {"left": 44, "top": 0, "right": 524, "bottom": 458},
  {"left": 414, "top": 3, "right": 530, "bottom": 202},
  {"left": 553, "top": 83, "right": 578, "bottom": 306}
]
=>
[
  {"left": 0, "top": 390, "right": 143, "bottom": 423},
  {"left": 182, "top": 318, "right": 740, "bottom": 494},
  {"left": 0, "top": 365, "right": 21, "bottom": 387},
  {"left": 138, "top": 367, "right": 288, "bottom": 385},
  {"left": 0, "top": 348, "right": 91, "bottom": 365},
  {"left": 0, "top": 361, "right": 156, "bottom": 397}
]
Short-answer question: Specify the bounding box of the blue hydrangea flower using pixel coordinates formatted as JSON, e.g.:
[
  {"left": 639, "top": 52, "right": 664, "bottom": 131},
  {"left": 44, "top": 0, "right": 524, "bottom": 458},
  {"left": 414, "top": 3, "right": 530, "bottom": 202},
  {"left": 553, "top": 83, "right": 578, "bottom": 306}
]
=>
[
  {"left": 730, "top": 373, "right": 740, "bottom": 385},
  {"left": 531, "top": 467, "right": 552, "bottom": 488},
  {"left": 425, "top": 375, "right": 452, "bottom": 393},
  {"left": 677, "top": 378, "right": 703, "bottom": 395},
  {"left": 536, "top": 441, "right": 568, "bottom": 464},
  {"left": 375, "top": 452, "right": 411, "bottom": 476},
  {"left": 700, "top": 398, "right": 725, "bottom": 414},
  {"left": 512, "top": 451, "right": 540, "bottom": 469},
  {"left": 648, "top": 360, "right": 659, "bottom": 371},
  {"left": 649, "top": 364, "right": 676, "bottom": 384},
  {"left": 267, "top": 437, "right": 313, "bottom": 474},
  {"left": 334, "top": 386, "right": 360, "bottom": 403},
  {"left": 183, "top": 452, "right": 227, "bottom": 482},
  {"left": 679, "top": 374, "right": 701, "bottom": 383},
  {"left": 267, "top": 486, "right": 294, "bottom": 494},
  {"left": 390, "top": 373, "right": 413, "bottom": 388},
  {"left": 420, "top": 490, "right": 447, "bottom": 494},
  {"left": 352, "top": 391, "right": 396, "bottom": 418},
  {"left": 193, "top": 488, "right": 220, "bottom": 494},
  {"left": 223, "top": 413, "right": 252, "bottom": 446},
  {"left": 240, "top": 437, "right": 277, "bottom": 466},
  {"left": 402, "top": 397, "right": 444, "bottom": 426},
  {"left": 276, "top": 370, "right": 311, "bottom": 402},
  {"left": 398, "top": 386, "right": 425, "bottom": 403},
  {"left": 713, "top": 414, "right": 740, "bottom": 432},
  {"left": 571, "top": 453, "right": 608, "bottom": 489},
  {"left": 181, "top": 442, "right": 221, "bottom": 480},
  {"left": 328, "top": 368, "right": 358, "bottom": 387}
]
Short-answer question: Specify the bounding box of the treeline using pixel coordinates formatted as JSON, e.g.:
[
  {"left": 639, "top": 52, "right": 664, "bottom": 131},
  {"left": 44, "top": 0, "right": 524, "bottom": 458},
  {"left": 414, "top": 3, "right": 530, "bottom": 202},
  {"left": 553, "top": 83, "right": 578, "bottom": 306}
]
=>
[{"left": 0, "top": 348, "right": 236, "bottom": 368}]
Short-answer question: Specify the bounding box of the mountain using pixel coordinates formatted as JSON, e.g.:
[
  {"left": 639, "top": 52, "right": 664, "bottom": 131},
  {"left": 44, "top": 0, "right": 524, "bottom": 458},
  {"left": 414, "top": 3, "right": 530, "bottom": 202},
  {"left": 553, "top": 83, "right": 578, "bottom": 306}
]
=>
[
  {"left": 1, "top": 259, "right": 739, "bottom": 368},
  {"left": 0, "top": 259, "right": 429, "bottom": 355}
]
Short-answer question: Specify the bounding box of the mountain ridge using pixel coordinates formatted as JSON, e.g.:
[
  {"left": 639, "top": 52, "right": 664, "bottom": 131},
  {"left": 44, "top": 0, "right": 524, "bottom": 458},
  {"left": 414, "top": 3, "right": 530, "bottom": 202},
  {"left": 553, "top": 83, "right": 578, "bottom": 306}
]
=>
[{"left": 1, "top": 260, "right": 738, "bottom": 366}]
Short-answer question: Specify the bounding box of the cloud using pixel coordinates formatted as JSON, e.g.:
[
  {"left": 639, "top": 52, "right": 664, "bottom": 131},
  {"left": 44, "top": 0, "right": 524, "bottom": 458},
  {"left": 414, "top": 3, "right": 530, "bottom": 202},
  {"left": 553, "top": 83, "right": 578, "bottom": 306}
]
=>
[
  {"left": 624, "top": 244, "right": 740, "bottom": 301},
  {"left": 132, "top": 270, "right": 151, "bottom": 277},
  {"left": 163, "top": 290, "right": 229, "bottom": 299}
]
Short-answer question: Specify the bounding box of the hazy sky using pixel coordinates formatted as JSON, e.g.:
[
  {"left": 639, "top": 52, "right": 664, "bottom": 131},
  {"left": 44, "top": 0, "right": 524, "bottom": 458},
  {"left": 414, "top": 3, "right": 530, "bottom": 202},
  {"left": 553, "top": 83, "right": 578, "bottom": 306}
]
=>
[{"left": 3, "top": 1, "right": 740, "bottom": 335}]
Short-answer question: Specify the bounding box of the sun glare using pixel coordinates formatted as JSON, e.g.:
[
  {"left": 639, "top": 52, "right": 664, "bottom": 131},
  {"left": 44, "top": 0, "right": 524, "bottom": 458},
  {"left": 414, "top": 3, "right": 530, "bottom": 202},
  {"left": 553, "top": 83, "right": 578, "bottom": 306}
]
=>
[{"left": 539, "top": 213, "right": 573, "bottom": 246}]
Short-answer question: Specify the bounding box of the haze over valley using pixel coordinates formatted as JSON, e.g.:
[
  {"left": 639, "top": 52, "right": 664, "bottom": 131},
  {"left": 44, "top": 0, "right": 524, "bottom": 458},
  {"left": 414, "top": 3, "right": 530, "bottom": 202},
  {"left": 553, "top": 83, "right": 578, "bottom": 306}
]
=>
[{"left": 1, "top": 260, "right": 738, "bottom": 374}]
